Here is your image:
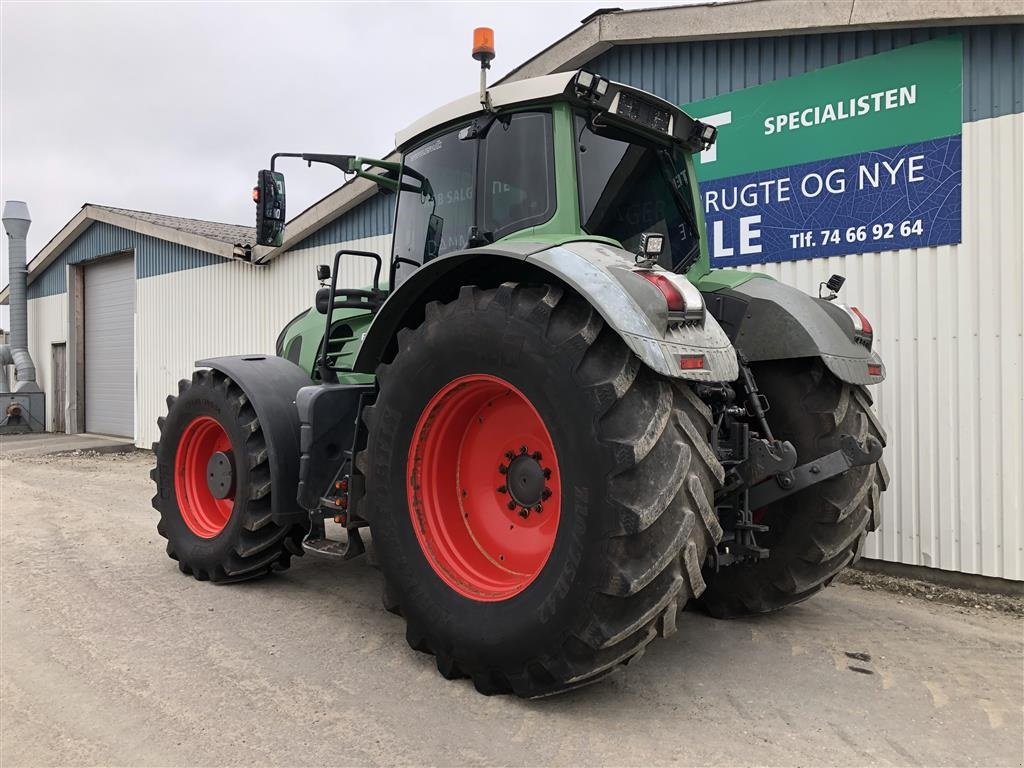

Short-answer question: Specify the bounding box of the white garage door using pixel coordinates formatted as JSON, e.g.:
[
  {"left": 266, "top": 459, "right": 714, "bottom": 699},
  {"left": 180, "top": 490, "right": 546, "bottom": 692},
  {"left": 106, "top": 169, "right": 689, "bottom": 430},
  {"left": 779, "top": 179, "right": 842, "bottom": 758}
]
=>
[{"left": 85, "top": 255, "right": 135, "bottom": 437}]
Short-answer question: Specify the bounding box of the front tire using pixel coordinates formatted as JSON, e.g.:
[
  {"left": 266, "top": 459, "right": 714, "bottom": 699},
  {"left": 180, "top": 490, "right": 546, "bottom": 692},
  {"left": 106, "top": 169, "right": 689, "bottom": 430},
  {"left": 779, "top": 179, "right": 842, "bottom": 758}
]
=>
[
  {"left": 362, "top": 283, "right": 723, "bottom": 696},
  {"left": 151, "top": 369, "right": 308, "bottom": 582},
  {"left": 699, "top": 359, "right": 889, "bottom": 618}
]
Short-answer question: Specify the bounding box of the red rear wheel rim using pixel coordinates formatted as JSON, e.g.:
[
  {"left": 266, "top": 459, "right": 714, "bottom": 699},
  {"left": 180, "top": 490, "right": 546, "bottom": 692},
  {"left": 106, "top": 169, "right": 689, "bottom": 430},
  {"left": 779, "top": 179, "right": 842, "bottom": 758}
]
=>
[
  {"left": 174, "top": 415, "right": 235, "bottom": 538},
  {"left": 407, "top": 374, "right": 561, "bottom": 602}
]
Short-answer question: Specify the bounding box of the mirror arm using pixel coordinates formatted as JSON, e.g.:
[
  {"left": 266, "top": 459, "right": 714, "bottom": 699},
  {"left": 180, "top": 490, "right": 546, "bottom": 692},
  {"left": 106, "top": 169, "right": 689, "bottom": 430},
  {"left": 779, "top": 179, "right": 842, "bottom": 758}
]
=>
[
  {"left": 300, "top": 153, "right": 357, "bottom": 173},
  {"left": 270, "top": 152, "right": 305, "bottom": 171}
]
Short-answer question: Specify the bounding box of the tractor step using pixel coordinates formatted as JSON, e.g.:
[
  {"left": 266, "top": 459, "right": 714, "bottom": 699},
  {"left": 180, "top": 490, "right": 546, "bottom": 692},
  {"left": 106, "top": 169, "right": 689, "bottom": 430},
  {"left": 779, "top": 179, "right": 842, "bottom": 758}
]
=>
[{"left": 302, "top": 527, "right": 366, "bottom": 559}]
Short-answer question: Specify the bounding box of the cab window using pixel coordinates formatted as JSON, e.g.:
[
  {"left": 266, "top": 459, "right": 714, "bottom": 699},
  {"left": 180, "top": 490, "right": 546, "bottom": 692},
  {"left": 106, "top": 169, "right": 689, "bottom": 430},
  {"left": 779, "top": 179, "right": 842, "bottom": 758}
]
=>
[{"left": 481, "top": 112, "right": 556, "bottom": 239}]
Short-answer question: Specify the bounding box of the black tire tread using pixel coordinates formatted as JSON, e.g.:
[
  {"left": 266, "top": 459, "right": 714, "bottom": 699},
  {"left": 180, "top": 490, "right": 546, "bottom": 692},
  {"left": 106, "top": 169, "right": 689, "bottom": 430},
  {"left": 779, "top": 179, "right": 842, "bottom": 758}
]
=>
[
  {"left": 152, "top": 369, "right": 307, "bottom": 583},
  {"left": 366, "top": 283, "right": 723, "bottom": 697}
]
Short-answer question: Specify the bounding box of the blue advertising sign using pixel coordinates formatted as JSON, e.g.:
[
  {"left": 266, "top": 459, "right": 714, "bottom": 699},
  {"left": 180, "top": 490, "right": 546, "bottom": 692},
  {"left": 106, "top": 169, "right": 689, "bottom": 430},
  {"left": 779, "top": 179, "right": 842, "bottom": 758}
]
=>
[{"left": 685, "top": 36, "right": 964, "bottom": 266}]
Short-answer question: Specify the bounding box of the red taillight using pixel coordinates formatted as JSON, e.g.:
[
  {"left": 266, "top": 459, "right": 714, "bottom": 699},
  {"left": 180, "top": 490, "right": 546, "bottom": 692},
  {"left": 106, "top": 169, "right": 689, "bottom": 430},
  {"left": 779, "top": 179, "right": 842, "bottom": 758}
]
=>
[
  {"left": 867, "top": 363, "right": 882, "bottom": 377},
  {"left": 252, "top": 186, "right": 260, "bottom": 203},
  {"left": 850, "top": 306, "right": 872, "bottom": 335},
  {"left": 636, "top": 270, "right": 685, "bottom": 313},
  {"left": 680, "top": 355, "right": 705, "bottom": 370}
]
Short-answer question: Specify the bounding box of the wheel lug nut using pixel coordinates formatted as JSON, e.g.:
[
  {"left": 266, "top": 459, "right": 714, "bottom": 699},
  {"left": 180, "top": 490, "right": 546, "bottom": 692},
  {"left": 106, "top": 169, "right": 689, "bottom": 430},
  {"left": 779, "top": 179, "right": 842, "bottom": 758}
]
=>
[
  {"left": 533, "top": 505, "right": 543, "bottom": 514},
  {"left": 542, "top": 468, "right": 551, "bottom": 479},
  {"left": 532, "top": 451, "right": 542, "bottom": 461},
  {"left": 507, "top": 500, "right": 517, "bottom": 510},
  {"left": 497, "top": 485, "right": 507, "bottom": 494},
  {"left": 519, "top": 507, "right": 530, "bottom": 518},
  {"left": 519, "top": 445, "right": 527, "bottom": 455},
  {"left": 505, "top": 451, "right": 515, "bottom": 460},
  {"left": 541, "top": 488, "right": 552, "bottom": 500},
  {"left": 498, "top": 465, "right": 508, "bottom": 474}
]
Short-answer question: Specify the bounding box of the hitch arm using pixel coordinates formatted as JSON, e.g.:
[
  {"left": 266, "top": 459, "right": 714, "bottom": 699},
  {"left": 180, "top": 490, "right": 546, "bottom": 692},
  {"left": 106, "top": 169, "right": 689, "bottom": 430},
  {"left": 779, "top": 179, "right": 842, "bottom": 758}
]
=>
[{"left": 748, "top": 434, "right": 883, "bottom": 509}]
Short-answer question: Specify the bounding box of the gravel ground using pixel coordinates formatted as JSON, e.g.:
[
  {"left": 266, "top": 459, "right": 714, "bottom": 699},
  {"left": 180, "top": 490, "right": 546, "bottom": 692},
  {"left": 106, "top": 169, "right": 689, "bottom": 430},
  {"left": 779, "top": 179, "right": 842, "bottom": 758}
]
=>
[
  {"left": 837, "top": 569, "right": 1024, "bottom": 617},
  {"left": 2, "top": 445, "right": 1022, "bottom": 767}
]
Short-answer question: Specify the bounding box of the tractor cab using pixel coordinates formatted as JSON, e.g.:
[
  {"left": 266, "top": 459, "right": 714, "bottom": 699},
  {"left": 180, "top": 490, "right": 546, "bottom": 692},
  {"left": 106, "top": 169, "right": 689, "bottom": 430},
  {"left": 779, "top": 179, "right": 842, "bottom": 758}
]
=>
[
  {"left": 388, "top": 70, "right": 717, "bottom": 286},
  {"left": 254, "top": 70, "right": 718, "bottom": 285}
]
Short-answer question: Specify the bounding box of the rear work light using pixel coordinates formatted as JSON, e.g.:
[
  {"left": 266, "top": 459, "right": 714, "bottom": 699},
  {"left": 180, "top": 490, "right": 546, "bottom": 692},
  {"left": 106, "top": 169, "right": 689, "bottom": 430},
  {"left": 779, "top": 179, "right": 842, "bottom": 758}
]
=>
[{"left": 635, "top": 270, "right": 705, "bottom": 323}]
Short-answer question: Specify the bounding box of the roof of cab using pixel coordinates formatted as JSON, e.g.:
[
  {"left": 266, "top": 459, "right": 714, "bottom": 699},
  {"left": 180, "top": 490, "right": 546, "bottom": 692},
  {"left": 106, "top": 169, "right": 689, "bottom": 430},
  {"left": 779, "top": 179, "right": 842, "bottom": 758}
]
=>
[{"left": 394, "top": 71, "right": 577, "bottom": 149}]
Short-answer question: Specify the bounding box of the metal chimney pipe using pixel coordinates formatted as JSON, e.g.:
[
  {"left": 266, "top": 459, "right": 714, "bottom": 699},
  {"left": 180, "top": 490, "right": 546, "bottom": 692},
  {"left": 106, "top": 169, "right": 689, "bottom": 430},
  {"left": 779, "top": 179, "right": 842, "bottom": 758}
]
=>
[{"left": 2, "top": 200, "right": 39, "bottom": 390}]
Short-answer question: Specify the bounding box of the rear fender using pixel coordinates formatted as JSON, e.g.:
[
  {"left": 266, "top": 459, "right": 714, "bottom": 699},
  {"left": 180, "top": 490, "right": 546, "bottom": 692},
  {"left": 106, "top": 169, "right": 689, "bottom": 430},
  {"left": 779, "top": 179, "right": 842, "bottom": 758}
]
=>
[
  {"left": 705, "top": 278, "right": 885, "bottom": 385},
  {"left": 354, "top": 241, "right": 738, "bottom": 382},
  {"left": 195, "top": 355, "right": 311, "bottom": 525}
]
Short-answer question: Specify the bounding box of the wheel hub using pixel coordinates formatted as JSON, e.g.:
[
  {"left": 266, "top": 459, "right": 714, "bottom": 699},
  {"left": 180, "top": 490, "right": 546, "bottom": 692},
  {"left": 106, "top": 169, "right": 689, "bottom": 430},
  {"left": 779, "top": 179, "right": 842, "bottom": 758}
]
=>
[
  {"left": 206, "top": 450, "right": 235, "bottom": 499},
  {"left": 498, "top": 447, "right": 553, "bottom": 517}
]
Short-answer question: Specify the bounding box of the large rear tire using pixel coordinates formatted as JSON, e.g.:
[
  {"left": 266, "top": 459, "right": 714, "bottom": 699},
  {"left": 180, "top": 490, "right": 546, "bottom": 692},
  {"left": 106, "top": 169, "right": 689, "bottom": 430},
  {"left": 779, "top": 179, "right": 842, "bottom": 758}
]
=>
[
  {"left": 151, "top": 369, "right": 308, "bottom": 582},
  {"left": 362, "top": 283, "right": 723, "bottom": 697},
  {"left": 699, "top": 359, "right": 888, "bottom": 618}
]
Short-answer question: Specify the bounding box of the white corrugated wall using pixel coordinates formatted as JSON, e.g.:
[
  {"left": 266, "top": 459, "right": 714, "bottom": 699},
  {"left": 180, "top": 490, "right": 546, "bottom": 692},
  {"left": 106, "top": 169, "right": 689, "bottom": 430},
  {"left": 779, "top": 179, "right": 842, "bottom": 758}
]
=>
[
  {"left": 736, "top": 113, "right": 1023, "bottom": 581},
  {"left": 25, "top": 292, "right": 68, "bottom": 432},
  {"left": 135, "top": 233, "right": 390, "bottom": 450}
]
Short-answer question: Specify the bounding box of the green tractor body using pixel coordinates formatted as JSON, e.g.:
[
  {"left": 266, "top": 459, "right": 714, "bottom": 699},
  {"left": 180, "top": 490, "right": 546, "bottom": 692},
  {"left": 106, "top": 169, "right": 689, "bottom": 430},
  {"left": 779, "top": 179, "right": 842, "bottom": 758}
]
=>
[{"left": 151, "top": 65, "right": 888, "bottom": 697}]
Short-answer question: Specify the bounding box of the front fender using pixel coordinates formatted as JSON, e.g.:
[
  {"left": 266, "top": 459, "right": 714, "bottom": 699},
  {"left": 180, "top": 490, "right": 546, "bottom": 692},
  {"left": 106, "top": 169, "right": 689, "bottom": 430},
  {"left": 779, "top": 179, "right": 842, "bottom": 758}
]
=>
[
  {"left": 705, "top": 278, "right": 885, "bottom": 385},
  {"left": 353, "top": 241, "right": 737, "bottom": 382},
  {"left": 195, "top": 355, "right": 311, "bottom": 524}
]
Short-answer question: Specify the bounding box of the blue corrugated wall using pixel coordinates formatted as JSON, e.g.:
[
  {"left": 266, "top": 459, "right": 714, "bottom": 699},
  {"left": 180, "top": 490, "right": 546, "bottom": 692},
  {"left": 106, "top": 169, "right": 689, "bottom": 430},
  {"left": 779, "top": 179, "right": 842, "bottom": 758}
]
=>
[
  {"left": 587, "top": 25, "right": 1023, "bottom": 122},
  {"left": 27, "top": 221, "right": 224, "bottom": 299},
  {"left": 288, "top": 192, "right": 395, "bottom": 252}
]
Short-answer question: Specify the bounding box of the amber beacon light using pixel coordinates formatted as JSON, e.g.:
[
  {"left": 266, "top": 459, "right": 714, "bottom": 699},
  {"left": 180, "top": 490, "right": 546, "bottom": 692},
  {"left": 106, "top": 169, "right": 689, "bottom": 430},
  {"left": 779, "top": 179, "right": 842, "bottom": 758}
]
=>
[{"left": 472, "top": 27, "right": 495, "bottom": 64}]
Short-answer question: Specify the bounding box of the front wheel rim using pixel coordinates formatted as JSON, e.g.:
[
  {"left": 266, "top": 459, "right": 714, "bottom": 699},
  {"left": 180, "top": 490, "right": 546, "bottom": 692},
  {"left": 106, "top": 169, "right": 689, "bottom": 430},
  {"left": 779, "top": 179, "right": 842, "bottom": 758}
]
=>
[
  {"left": 407, "top": 374, "right": 561, "bottom": 602},
  {"left": 174, "top": 415, "right": 235, "bottom": 538}
]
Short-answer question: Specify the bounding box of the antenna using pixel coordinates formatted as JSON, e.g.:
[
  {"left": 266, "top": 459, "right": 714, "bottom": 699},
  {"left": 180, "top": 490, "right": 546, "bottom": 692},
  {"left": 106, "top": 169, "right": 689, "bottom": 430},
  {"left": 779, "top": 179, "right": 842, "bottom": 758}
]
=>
[{"left": 472, "top": 27, "right": 496, "bottom": 111}]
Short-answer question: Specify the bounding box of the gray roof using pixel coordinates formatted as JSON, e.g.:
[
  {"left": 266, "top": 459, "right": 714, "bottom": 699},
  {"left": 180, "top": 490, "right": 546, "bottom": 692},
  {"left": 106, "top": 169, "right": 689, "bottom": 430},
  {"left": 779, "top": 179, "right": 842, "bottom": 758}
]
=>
[{"left": 93, "top": 205, "right": 255, "bottom": 247}]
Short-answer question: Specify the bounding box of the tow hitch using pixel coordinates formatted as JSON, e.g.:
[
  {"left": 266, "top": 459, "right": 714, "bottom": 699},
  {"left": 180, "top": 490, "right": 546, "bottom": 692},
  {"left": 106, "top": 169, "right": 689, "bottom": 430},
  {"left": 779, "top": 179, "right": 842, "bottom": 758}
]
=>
[{"left": 748, "top": 433, "right": 883, "bottom": 510}]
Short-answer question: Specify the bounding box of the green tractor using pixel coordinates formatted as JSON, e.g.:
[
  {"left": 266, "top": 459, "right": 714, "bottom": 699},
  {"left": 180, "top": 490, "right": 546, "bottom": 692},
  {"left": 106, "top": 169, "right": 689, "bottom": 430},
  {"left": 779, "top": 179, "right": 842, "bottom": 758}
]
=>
[{"left": 151, "top": 39, "right": 887, "bottom": 697}]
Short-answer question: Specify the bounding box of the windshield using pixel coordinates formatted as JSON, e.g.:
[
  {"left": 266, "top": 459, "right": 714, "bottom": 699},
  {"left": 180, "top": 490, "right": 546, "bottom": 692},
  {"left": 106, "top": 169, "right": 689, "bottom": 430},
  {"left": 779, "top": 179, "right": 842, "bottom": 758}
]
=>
[
  {"left": 574, "top": 113, "right": 700, "bottom": 272},
  {"left": 392, "top": 128, "right": 475, "bottom": 284},
  {"left": 392, "top": 111, "right": 557, "bottom": 285}
]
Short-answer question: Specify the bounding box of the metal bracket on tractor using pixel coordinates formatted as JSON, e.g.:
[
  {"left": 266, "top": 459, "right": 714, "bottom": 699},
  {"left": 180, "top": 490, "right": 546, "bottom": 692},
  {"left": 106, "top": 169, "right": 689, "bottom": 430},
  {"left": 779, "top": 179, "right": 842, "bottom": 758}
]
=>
[
  {"left": 703, "top": 354, "right": 882, "bottom": 570},
  {"left": 747, "top": 433, "right": 883, "bottom": 510},
  {"left": 295, "top": 382, "right": 376, "bottom": 559}
]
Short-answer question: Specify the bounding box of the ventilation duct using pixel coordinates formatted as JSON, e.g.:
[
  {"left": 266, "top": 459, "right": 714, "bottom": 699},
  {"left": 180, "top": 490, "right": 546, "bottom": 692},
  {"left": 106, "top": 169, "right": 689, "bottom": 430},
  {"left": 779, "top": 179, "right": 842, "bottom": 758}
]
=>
[{"left": 1, "top": 200, "right": 44, "bottom": 432}]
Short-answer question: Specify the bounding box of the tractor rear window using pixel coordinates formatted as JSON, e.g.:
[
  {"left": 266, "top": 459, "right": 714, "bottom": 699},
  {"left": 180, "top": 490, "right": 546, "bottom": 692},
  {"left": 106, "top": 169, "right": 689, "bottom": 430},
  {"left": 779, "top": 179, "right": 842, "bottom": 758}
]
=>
[{"left": 574, "top": 113, "right": 700, "bottom": 272}]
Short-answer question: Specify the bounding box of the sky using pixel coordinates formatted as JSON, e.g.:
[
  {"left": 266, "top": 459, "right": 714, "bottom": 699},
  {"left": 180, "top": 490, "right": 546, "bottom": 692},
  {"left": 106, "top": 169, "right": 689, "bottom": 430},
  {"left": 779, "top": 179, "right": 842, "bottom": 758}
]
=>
[{"left": 0, "top": 0, "right": 689, "bottom": 327}]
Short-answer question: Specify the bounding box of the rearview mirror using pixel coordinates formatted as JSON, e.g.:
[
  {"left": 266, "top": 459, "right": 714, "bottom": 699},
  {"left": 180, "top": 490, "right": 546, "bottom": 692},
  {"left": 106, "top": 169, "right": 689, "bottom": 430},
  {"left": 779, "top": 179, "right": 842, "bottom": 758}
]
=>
[{"left": 254, "top": 170, "right": 286, "bottom": 247}]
